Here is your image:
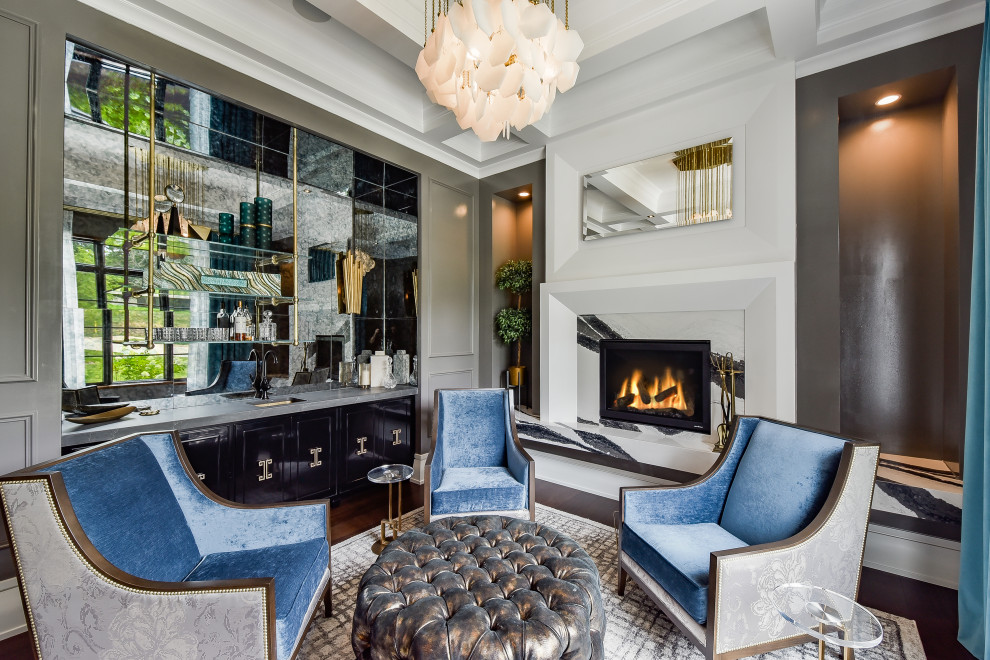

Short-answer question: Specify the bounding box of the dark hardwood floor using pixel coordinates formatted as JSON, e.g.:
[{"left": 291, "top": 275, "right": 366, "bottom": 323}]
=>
[{"left": 0, "top": 479, "right": 972, "bottom": 659}]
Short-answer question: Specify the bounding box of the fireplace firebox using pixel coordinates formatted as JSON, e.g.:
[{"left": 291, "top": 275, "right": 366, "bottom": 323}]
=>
[{"left": 599, "top": 339, "right": 711, "bottom": 433}]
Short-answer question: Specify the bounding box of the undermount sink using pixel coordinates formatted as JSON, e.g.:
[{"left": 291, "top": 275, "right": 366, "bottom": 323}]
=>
[
  {"left": 249, "top": 397, "right": 306, "bottom": 408},
  {"left": 221, "top": 391, "right": 260, "bottom": 400}
]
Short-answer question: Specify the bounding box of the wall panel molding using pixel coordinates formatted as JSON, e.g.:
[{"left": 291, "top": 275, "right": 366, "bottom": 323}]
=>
[
  {"left": 427, "top": 179, "right": 476, "bottom": 359},
  {"left": 0, "top": 412, "right": 36, "bottom": 474},
  {"left": 0, "top": 9, "right": 39, "bottom": 383}
]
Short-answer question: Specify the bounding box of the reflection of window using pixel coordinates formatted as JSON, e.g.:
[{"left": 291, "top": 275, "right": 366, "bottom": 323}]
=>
[
  {"left": 64, "top": 41, "right": 292, "bottom": 177},
  {"left": 73, "top": 238, "right": 188, "bottom": 384},
  {"left": 65, "top": 43, "right": 191, "bottom": 149}
]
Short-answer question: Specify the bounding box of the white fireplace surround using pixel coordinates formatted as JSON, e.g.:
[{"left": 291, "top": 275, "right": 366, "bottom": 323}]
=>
[{"left": 540, "top": 261, "right": 795, "bottom": 428}]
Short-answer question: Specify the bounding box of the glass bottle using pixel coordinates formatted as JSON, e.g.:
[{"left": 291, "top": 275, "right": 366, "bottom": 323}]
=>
[
  {"left": 259, "top": 310, "right": 276, "bottom": 342},
  {"left": 232, "top": 301, "right": 248, "bottom": 341},
  {"left": 216, "top": 303, "right": 230, "bottom": 340}
]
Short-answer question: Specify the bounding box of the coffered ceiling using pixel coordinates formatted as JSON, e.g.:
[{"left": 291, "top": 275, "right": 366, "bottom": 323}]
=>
[{"left": 77, "top": 0, "right": 983, "bottom": 177}]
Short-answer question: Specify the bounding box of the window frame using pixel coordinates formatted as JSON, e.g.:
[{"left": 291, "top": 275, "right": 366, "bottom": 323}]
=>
[{"left": 74, "top": 237, "right": 181, "bottom": 385}]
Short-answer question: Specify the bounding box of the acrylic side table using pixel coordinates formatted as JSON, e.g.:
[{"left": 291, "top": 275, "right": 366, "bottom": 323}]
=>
[
  {"left": 367, "top": 463, "right": 414, "bottom": 554},
  {"left": 772, "top": 583, "right": 883, "bottom": 660}
]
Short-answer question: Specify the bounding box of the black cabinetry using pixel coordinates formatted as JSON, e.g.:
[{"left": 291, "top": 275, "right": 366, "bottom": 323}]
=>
[
  {"left": 380, "top": 397, "right": 414, "bottom": 465},
  {"left": 292, "top": 412, "right": 335, "bottom": 500},
  {"left": 340, "top": 405, "right": 381, "bottom": 493},
  {"left": 178, "top": 426, "right": 232, "bottom": 500},
  {"left": 234, "top": 419, "right": 290, "bottom": 504},
  {"left": 179, "top": 426, "right": 231, "bottom": 499},
  {"left": 173, "top": 394, "right": 415, "bottom": 506},
  {"left": 338, "top": 398, "right": 415, "bottom": 497}
]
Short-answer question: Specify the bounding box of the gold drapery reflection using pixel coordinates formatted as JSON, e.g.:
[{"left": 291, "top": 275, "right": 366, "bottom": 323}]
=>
[{"left": 672, "top": 138, "right": 733, "bottom": 226}]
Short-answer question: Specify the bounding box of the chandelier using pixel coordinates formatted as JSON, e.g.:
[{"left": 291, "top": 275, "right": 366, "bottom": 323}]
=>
[{"left": 416, "top": 0, "right": 583, "bottom": 142}]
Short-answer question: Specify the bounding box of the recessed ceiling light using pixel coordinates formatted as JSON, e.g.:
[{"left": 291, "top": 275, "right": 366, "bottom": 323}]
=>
[
  {"left": 876, "top": 94, "right": 901, "bottom": 106},
  {"left": 519, "top": 191, "right": 530, "bottom": 198}
]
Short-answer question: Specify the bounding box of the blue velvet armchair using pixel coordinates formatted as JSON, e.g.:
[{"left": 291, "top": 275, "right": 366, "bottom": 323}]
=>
[
  {"left": 0, "top": 432, "right": 331, "bottom": 660},
  {"left": 618, "top": 416, "right": 879, "bottom": 660},
  {"left": 425, "top": 389, "right": 535, "bottom": 523}
]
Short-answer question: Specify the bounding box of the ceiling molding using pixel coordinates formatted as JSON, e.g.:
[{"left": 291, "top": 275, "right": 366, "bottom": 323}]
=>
[
  {"left": 71, "top": 0, "right": 988, "bottom": 176},
  {"left": 797, "top": 0, "right": 984, "bottom": 77},
  {"left": 817, "top": 0, "right": 951, "bottom": 44},
  {"left": 75, "top": 0, "right": 487, "bottom": 176},
  {"left": 478, "top": 147, "right": 547, "bottom": 179},
  {"left": 548, "top": 16, "right": 775, "bottom": 138}
]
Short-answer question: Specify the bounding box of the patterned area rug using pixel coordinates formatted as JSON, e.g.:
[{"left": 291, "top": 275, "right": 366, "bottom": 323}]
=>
[{"left": 299, "top": 505, "right": 927, "bottom": 660}]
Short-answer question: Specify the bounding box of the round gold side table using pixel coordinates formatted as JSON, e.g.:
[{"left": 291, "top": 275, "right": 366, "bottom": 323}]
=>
[{"left": 367, "top": 464, "right": 414, "bottom": 555}]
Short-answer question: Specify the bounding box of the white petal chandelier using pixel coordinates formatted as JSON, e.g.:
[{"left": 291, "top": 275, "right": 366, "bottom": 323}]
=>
[{"left": 416, "top": 0, "right": 583, "bottom": 142}]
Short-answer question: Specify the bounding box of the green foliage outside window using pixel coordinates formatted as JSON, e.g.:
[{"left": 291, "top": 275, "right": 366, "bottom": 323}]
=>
[
  {"left": 74, "top": 238, "right": 188, "bottom": 385},
  {"left": 112, "top": 347, "right": 165, "bottom": 382}
]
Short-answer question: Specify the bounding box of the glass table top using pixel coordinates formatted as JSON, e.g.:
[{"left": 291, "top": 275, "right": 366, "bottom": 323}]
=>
[
  {"left": 367, "top": 464, "right": 413, "bottom": 484},
  {"left": 772, "top": 584, "right": 883, "bottom": 649}
]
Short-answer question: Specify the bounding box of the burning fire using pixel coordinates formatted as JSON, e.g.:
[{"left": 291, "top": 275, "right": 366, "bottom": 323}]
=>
[{"left": 614, "top": 368, "right": 691, "bottom": 413}]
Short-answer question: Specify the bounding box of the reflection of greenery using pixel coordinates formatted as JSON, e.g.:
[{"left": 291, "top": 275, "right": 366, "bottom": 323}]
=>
[
  {"left": 99, "top": 71, "right": 190, "bottom": 149},
  {"left": 65, "top": 60, "right": 190, "bottom": 149},
  {"left": 67, "top": 84, "right": 89, "bottom": 116}
]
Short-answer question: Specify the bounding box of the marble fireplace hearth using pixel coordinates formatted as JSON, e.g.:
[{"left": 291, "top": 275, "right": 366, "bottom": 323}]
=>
[{"left": 518, "top": 310, "right": 745, "bottom": 482}]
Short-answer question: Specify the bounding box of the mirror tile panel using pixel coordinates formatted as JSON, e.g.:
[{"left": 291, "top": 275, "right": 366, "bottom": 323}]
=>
[{"left": 583, "top": 138, "right": 733, "bottom": 240}]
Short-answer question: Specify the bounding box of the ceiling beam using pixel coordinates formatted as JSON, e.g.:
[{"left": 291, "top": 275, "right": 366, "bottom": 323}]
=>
[{"left": 764, "top": 0, "right": 820, "bottom": 60}]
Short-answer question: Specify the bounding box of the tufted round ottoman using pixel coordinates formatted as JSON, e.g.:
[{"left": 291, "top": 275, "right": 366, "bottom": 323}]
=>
[{"left": 352, "top": 515, "right": 604, "bottom": 660}]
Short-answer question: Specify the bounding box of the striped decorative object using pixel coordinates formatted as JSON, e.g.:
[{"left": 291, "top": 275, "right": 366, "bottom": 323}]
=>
[{"left": 148, "top": 261, "right": 282, "bottom": 297}]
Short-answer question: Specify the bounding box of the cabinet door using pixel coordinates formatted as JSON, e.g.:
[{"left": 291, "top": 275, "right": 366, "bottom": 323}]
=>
[
  {"left": 292, "top": 412, "right": 334, "bottom": 500},
  {"left": 380, "top": 397, "right": 414, "bottom": 466},
  {"left": 339, "top": 404, "right": 381, "bottom": 493},
  {"left": 178, "top": 426, "right": 230, "bottom": 500},
  {"left": 234, "top": 420, "right": 289, "bottom": 504}
]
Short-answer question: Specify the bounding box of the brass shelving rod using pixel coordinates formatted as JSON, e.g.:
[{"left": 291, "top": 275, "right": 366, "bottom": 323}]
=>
[
  {"left": 146, "top": 71, "right": 157, "bottom": 350},
  {"left": 292, "top": 127, "right": 299, "bottom": 346}
]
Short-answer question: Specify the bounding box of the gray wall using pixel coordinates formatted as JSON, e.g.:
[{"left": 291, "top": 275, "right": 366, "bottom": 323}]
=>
[
  {"left": 796, "top": 26, "right": 981, "bottom": 467},
  {"left": 838, "top": 102, "right": 953, "bottom": 458},
  {"left": 479, "top": 161, "right": 546, "bottom": 413},
  {"left": 0, "top": 0, "right": 480, "bottom": 461}
]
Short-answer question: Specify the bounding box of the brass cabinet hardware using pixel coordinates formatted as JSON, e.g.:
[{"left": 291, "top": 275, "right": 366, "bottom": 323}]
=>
[
  {"left": 258, "top": 458, "right": 273, "bottom": 481},
  {"left": 196, "top": 473, "right": 206, "bottom": 481},
  {"left": 392, "top": 429, "right": 402, "bottom": 446},
  {"left": 356, "top": 436, "right": 368, "bottom": 455},
  {"left": 309, "top": 447, "right": 323, "bottom": 468}
]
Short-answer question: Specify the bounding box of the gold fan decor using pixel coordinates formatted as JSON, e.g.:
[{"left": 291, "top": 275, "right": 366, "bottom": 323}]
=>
[{"left": 340, "top": 249, "right": 375, "bottom": 314}]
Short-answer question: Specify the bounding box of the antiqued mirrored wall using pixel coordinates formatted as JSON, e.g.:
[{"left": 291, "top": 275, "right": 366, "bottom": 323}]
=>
[{"left": 61, "top": 40, "right": 419, "bottom": 409}]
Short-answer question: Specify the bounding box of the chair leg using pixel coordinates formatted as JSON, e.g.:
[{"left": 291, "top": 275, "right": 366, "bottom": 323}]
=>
[
  {"left": 323, "top": 584, "right": 333, "bottom": 617},
  {"left": 617, "top": 565, "right": 628, "bottom": 596}
]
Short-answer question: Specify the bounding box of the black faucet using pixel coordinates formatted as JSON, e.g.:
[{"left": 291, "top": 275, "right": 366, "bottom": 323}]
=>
[
  {"left": 248, "top": 348, "right": 263, "bottom": 397},
  {"left": 258, "top": 350, "right": 278, "bottom": 400}
]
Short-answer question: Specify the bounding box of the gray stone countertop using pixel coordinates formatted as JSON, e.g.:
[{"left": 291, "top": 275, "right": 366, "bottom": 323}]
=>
[{"left": 61, "top": 385, "right": 417, "bottom": 449}]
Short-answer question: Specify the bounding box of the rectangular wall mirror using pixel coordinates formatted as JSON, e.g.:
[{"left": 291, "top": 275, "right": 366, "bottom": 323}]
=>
[{"left": 582, "top": 138, "right": 733, "bottom": 240}]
